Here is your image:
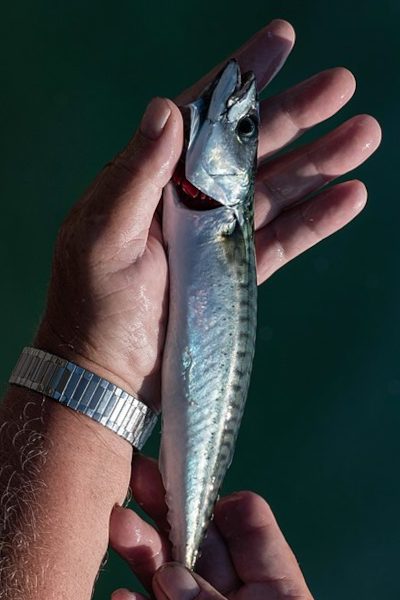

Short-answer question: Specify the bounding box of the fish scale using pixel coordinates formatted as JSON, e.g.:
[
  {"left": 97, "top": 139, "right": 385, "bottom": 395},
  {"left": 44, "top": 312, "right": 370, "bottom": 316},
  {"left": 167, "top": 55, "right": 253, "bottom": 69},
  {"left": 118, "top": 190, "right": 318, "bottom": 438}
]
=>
[{"left": 160, "top": 60, "right": 259, "bottom": 570}]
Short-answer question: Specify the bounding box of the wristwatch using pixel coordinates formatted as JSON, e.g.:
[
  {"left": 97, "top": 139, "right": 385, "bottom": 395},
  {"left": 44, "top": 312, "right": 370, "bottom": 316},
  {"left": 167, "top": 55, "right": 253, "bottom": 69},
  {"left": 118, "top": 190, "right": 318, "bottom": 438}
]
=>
[{"left": 9, "top": 347, "right": 158, "bottom": 449}]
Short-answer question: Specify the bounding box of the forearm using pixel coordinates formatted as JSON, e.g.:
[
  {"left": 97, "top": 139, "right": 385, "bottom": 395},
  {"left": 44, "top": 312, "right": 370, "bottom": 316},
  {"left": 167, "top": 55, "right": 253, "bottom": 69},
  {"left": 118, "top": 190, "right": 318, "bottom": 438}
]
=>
[{"left": 0, "top": 384, "right": 132, "bottom": 600}]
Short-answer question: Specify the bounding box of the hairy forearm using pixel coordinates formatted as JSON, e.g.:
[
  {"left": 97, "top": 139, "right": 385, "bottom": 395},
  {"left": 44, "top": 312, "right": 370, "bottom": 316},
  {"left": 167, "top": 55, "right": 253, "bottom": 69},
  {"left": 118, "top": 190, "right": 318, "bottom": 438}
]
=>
[{"left": 0, "top": 385, "right": 132, "bottom": 600}]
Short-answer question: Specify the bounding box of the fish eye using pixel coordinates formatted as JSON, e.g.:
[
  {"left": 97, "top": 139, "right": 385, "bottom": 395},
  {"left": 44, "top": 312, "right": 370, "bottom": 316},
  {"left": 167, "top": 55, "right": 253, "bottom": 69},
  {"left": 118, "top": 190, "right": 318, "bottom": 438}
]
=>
[{"left": 237, "top": 116, "right": 257, "bottom": 138}]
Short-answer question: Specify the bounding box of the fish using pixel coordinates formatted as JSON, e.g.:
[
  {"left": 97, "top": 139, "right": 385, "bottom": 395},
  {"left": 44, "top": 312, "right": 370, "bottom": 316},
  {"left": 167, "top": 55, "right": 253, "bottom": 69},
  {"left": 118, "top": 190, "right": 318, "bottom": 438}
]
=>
[{"left": 160, "top": 59, "right": 259, "bottom": 570}]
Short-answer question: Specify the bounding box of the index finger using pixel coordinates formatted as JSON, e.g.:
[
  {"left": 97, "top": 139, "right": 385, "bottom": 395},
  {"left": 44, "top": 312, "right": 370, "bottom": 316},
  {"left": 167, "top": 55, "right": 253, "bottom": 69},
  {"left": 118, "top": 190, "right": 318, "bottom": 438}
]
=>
[{"left": 176, "top": 19, "right": 295, "bottom": 105}]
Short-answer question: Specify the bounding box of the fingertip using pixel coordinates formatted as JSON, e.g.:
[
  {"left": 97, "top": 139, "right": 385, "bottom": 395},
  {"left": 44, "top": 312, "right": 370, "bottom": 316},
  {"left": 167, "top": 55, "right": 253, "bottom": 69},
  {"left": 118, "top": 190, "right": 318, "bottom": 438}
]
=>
[
  {"left": 349, "top": 178, "right": 367, "bottom": 194},
  {"left": 267, "top": 18, "right": 296, "bottom": 45},
  {"left": 325, "top": 179, "right": 368, "bottom": 213},
  {"left": 345, "top": 179, "right": 368, "bottom": 212},
  {"left": 111, "top": 589, "right": 138, "bottom": 600},
  {"left": 329, "top": 66, "right": 357, "bottom": 102},
  {"left": 299, "top": 180, "right": 369, "bottom": 237},
  {"left": 215, "top": 491, "right": 276, "bottom": 534},
  {"left": 139, "top": 97, "right": 172, "bottom": 141},
  {"left": 109, "top": 505, "right": 134, "bottom": 546},
  {"left": 117, "top": 96, "right": 183, "bottom": 189},
  {"left": 217, "top": 489, "right": 269, "bottom": 507},
  {"left": 109, "top": 504, "right": 169, "bottom": 586},
  {"left": 159, "top": 97, "right": 184, "bottom": 145},
  {"left": 366, "top": 114, "right": 383, "bottom": 147},
  {"left": 139, "top": 97, "right": 182, "bottom": 140},
  {"left": 150, "top": 97, "right": 184, "bottom": 181},
  {"left": 331, "top": 66, "right": 356, "bottom": 85},
  {"left": 110, "top": 504, "right": 161, "bottom": 553},
  {"left": 351, "top": 113, "right": 382, "bottom": 150},
  {"left": 152, "top": 97, "right": 184, "bottom": 147},
  {"left": 164, "top": 97, "right": 184, "bottom": 125},
  {"left": 130, "top": 454, "right": 167, "bottom": 521},
  {"left": 153, "top": 563, "right": 202, "bottom": 600}
]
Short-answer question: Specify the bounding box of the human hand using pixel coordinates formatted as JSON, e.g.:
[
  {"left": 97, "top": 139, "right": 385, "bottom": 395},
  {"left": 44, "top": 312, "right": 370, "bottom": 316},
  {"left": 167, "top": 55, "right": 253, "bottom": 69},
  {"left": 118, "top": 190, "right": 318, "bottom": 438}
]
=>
[
  {"left": 35, "top": 19, "right": 381, "bottom": 413},
  {"left": 109, "top": 454, "right": 314, "bottom": 600}
]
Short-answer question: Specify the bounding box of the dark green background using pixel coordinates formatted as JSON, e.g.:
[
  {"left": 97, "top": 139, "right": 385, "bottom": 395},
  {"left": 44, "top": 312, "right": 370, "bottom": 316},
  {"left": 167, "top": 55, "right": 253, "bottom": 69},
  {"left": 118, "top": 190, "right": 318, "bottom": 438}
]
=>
[{"left": 0, "top": 0, "right": 396, "bottom": 598}]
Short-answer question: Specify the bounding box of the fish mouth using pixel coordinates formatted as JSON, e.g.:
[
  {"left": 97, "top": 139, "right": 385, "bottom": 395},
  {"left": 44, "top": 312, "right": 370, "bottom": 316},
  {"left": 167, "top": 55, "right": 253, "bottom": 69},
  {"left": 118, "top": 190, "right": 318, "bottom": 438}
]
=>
[
  {"left": 172, "top": 59, "right": 258, "bottom": 211},
  {"left": 172, "top": 160, "right": 221, "bottom": 210}
]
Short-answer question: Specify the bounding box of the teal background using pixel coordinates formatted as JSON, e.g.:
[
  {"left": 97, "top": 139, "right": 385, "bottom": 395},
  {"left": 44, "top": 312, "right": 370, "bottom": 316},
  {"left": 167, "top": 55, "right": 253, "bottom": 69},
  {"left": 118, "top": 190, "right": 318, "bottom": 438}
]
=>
[{"left": 0, "top": 1, "right": 397, "bottom": 599}]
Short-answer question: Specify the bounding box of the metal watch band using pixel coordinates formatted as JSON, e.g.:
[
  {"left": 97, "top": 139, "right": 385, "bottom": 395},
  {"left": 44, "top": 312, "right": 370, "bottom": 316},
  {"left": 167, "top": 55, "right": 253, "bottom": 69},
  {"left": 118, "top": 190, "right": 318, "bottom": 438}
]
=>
[{"left": 9, "top": 347, "right": 158, "bottom": 449}]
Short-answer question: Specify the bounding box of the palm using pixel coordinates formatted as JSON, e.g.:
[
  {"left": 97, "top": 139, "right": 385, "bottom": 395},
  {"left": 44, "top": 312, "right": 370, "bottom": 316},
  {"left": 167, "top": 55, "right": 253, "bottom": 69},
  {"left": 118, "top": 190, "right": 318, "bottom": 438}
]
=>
[
  {"left": 36, "top": 183, "right": 169, "bottom": 410},
  {"left": 93, "top": 216, "right": 169, "bottom": 409}
]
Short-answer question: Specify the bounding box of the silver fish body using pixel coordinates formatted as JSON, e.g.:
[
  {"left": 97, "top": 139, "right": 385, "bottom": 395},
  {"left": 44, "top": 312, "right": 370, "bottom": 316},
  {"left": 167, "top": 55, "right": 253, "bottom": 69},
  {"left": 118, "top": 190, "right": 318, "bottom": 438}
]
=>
[{"left": 160, "top": 60, "right": 259, "bottom": 570}]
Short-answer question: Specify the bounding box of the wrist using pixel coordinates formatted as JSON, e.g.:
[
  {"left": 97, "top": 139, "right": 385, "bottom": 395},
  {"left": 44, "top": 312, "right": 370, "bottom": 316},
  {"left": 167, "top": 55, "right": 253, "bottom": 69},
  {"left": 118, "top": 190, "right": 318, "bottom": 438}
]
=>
[
  {"left": 35, "top": 319, "right": 139, "bottom": 399},
  {"left": 10, "top": 345, "right": 158, "bottom": 450}
]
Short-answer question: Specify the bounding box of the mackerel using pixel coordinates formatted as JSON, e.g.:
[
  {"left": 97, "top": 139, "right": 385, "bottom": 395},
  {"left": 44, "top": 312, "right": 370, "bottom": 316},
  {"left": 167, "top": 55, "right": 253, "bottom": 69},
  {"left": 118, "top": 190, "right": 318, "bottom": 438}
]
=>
[{"left": 160, "top": 60, "right": 259, "bottom": 570}]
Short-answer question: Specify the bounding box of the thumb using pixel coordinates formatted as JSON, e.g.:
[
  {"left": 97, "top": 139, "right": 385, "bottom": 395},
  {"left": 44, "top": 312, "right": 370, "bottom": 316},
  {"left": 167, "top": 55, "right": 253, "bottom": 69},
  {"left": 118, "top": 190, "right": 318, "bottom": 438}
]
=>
[
  {"left": 111, "top": 589, "right": 146, "bottom": 600},
  {"left": 153, "top": 563, "right": 226, "bottom": 600},
  {"left": 81, "top": 97, "right": 183, "bottom": 250}
]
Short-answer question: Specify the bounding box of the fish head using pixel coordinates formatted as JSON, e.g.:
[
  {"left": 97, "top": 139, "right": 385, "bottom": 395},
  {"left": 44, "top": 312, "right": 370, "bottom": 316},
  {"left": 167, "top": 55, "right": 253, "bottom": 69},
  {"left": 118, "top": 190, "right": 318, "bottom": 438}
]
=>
[{"left": 174, "top": 60, "right": 259, "bottom": 210}]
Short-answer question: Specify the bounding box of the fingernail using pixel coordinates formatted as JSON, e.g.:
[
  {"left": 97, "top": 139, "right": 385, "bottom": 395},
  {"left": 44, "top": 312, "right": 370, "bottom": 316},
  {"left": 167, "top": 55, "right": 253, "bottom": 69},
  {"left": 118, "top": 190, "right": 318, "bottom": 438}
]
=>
[
  {"left": 111, "top": 589, "right": 135, "bottom": 600},
  {"left": 140, "top": 97, "right": 171, "bottom": 141},
  {"left": 155, "top": 564, "right": 200, "bottom": 600}
]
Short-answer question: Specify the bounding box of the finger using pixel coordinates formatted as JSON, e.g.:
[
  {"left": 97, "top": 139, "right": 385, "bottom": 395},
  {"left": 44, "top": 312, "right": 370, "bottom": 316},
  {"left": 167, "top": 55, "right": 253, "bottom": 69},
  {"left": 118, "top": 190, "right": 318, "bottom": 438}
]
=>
[
  {"left": 196, "top": 521, "right": 239, "bottom": 596},
  {"left": 256, "top": 179, "right": 367, "bottom": 284},
  {"left": 130, "top": 454, "right": 169, "bottom": 529},
  {"left": 255, "top": 114, "right": 381, "bottom": 228},
  {"left": 176, "top": 20, "right": 295, "bottom": 105},
  {"left": 112, "top": 590, "right": 147, "bottom": 600},
  {"left": 153, "top": 563, "right": 226, "bottom": 600},
  {"left": 130, "top": 456, "right": 239, "bottom": 594},
  {"left": 258, "top": 67, "right": 356, "bottom": 160},
  {"left": 109, "top": 504, "right": 171, "bottom": 591},
  {"left": 76, "top": 98, "right": 183, "bottom": 259},
  {"left": 214, "top": 492, "right": 312, "bottom": 599}
]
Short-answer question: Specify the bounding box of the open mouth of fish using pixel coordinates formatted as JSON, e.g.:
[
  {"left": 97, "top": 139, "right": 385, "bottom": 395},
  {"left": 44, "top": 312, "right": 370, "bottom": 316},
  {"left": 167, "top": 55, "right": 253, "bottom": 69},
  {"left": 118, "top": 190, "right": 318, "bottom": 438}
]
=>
[{"left": 171, "top": 161, "right": 221, "bottom": 210}]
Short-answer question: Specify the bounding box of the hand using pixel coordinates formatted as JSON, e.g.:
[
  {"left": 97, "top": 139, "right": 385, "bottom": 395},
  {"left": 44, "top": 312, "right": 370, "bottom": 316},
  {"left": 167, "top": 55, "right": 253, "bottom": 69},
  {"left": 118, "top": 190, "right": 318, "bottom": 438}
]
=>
[
  {"left": 109, "top": 454, "right": 314, "bottom": 600},
  {"left": 34, "top": 19, "right": 381, "bottom": 414}
]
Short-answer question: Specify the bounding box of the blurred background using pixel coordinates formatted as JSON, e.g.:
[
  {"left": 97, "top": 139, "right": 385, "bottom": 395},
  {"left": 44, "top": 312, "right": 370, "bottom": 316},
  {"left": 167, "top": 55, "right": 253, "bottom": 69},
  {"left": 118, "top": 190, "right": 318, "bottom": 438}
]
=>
[{"left": 0, "top": 0, "right": 397, "bottom": 598}]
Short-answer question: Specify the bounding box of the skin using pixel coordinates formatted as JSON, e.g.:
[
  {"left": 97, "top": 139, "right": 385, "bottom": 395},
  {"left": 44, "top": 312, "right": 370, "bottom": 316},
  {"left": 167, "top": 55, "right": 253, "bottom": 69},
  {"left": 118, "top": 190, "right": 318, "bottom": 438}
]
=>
[
  {"left": 110, "top": 455, "right": 315, "bottom": 600},
  {"left": 0, "top": 18, "right": 381, "bottom": 600},
  {"left": 34, "top": 19, "right": 381, "bottom": 411}
]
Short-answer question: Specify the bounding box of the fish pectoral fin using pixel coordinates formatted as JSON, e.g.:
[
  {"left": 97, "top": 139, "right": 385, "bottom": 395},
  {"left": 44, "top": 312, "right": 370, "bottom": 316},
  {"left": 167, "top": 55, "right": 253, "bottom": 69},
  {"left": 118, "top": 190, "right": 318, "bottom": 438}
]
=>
[{"left": 218, "top": 213, "right": 237, "bottom": 237}]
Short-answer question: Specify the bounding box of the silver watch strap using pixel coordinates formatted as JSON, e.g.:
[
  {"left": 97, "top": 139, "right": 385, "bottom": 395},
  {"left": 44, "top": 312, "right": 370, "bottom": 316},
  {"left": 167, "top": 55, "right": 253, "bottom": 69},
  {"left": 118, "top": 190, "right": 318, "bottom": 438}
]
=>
[{"left": 9, "top": 347, "right": 158, "bottom": 449}]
